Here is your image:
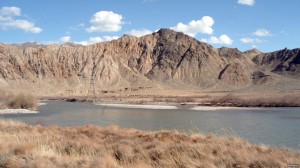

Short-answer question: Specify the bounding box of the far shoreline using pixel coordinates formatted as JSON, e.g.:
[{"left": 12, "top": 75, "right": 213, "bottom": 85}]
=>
[{"left": 38, "top": 96, "right": 300, "bottom": 108}]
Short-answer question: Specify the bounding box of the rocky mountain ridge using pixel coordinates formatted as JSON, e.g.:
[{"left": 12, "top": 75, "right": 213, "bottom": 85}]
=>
[{"left": 0, "top": 29, "right": 299, "bottom": 96}]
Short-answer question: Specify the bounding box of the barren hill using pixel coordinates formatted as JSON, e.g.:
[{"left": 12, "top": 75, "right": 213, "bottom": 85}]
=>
[{"left": 0, "top": 29, "right": 299, "bottom": 96}]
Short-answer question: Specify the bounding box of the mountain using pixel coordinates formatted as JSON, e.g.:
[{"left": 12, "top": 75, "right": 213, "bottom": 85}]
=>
[
  {"left": 253, "top": 48, "right": 300, "bottom": 75},
  {"left": 0, "top": 29, "right": 299, "bottom": 96}
]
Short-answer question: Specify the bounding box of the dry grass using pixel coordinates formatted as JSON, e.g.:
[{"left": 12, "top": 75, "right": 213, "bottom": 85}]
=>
[
  {"left": 0, "top": 119, "right": 299, "bottom": 168},
  {"left": 209, "top": 94, "right": 300, "bottom": 107},
  {"left": 152, "top": 96, "right": 209, "bottom": 104},
  {"left": 153, "top": 97, "right": 197, "bottom": 103},
  {"left": 0, "top": 93, "right": 38, "bottom": 110}
]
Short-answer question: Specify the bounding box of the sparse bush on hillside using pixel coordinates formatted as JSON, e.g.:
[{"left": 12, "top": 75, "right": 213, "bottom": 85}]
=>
[{"left": 6, "top": 93, "right": 37, "bottom": 110}]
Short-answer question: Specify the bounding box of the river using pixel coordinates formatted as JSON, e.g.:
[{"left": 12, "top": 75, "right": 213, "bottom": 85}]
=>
[{"left": 2, "top": 100, "right": 300, "bottom": 150}]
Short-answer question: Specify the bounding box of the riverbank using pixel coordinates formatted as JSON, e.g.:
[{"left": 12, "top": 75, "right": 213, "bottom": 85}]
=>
[
  {"left": 0, "top": 109, "right": 38, "bottom": 114},
  {"left": 0, "top": 119, "right": 299, "bottom": 168},
  {"left": 0, "top": 93, "right": 38, "bottom": 113},
  {"left": 0, "top": 102, "right": 45, "bottom": 115},
  {"left": 95, "top": 103, "right": 178, "bottom": 110},
  {"left": 95, "top": 103, "right": 261, "bottom": 110},
  {"left": 40, "top": 91, "right": 300, "bottom": 108}
]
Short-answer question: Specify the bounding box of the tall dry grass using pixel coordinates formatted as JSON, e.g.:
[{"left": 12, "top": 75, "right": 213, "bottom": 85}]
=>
[
  {"left": 0, "top": 93, "right": 37, "bottom": 110},
  {"left": 0, "top": 119, "right": 299, "bottom": 168},
  {"left": 209, "top": 94, "right": 300, "bottom": 107}
]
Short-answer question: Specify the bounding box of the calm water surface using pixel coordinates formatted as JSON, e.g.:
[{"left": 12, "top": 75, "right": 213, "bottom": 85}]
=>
[{"left": 2, "top": 101, "right": 300, "bottom": 149}]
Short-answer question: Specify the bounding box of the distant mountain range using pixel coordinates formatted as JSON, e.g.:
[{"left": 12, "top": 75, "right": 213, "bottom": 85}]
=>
[{"left": 0, "top": 29, "right": 299, "bottom": 96}]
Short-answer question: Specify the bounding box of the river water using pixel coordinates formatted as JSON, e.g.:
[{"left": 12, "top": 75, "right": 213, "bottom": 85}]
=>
[{"left": 2, "top": 101, "right": 300, "bottom": 149}]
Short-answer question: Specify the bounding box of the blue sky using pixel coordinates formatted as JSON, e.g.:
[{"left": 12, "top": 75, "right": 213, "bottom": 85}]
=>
[{"left": 0, "top": 0, "right": 299, "bottom": 52}]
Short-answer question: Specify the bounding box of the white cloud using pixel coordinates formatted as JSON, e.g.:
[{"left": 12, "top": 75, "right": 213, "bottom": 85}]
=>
[
  {"left": 240, "top": 37, "right": 254, "bottom": 43},
  {"left": 237, "top": 0, "right": 255, "bottom": 6},
  {"left": 240, "top": 37, "right": 264, "bottom": 44},
  {"left": 0, "top": 16, "right": 12, "bottom": 22},
  {"left": 75, "top": 36, "right": 119, "bottom": 46},
  {"left": 86, "top": 11, "right": 123, "bottom": 33},
  {"left": 170, "top": 16, "right": 214, "bottom": 37},
  {"left": 253, "top": 29, "right": 272, "bottom": 37},
  {"left": 0, "top": 6, "right": 42, "bottom": 33},
  {"left": 102, "top": 36, "right": 119, "bottom": 41},
  {"left": 0, "top": 6, "right": 21, "bottom": 16},
  {"left": 201, "top": 34, "right": 233, "bottom": 45},
  {"left": 60, "top": 36, "right": 71, "bottom": 43},
  {"left": 1, "top": 20, "right": 42, "bottom": 33},
  {"left": 126, "top": 29, "right": 152, "bottom": 37}
]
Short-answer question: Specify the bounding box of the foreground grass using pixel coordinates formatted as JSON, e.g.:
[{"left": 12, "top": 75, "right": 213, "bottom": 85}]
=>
[{"left": 0, "top": 120, "right": 299, "bottom": 168}]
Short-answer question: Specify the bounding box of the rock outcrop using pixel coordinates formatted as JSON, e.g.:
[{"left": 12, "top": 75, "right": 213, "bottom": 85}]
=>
[{"left": 253, "top": 48, "right": 300, "bottom": 75}]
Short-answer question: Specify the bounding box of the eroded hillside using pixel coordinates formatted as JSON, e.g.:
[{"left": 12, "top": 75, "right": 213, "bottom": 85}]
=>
[{"left": 0, "top": 29, "right": 299, "bottom": 96}]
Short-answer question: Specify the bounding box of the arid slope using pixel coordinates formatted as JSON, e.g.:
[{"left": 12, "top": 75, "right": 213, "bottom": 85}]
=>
[{"left": 0, "top": 29, "right": 299, "bottom": 96}]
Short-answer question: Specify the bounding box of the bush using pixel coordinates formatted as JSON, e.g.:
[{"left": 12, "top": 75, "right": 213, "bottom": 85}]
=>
[{"left": 7, "top": 93, "right": 37, "bottom": 109}]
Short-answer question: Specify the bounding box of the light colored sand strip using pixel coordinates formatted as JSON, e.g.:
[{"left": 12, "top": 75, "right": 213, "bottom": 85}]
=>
[
  {"left": 38, "top": 102, "right": 47, "bottom": 106},
  {"left": 95, "top": 103, "right": 178, "bottom": 110},
  {"left": 0, "top": 109, "right": 38, "bottom": 114},
  {"left": 190, "top": 106, "right": 259, "bottom": 111}
]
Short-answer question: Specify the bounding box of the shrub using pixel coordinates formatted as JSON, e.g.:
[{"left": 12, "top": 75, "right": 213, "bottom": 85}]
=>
[{"left": 6, "top": 93, "right": 37, "bottom": 110}]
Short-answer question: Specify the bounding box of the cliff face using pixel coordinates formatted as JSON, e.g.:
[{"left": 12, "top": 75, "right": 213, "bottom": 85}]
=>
[{"left": 0, "top": 29, "right": 299, "bottom": 95}]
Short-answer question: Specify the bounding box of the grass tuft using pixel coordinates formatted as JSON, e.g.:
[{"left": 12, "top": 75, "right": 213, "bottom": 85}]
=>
[{"left": 5, "top": 93, "right": 37, "bottom": 110}]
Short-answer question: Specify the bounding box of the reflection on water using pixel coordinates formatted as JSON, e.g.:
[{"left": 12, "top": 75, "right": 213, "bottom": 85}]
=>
[{"left": 2, "top": 101, "right": 300, "bottom": 149}]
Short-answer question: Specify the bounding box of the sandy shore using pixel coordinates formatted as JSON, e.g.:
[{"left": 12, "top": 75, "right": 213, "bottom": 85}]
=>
[
  {"left": 95, "top": 103, "right": 178, "bottom": 110},
  {"left": 95, "top": 103, "right": 264, "bottom": 110},
  {"left": 191, "top": 106, "right": 260, "bottom": 111},
  {"left": 0, "top": 109, "right": 38, "bottom": 114}
]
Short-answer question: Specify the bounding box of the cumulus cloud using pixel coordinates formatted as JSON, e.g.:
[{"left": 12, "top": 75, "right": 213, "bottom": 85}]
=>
[
  {"left": 237, "top": 0, "right": 255, "bottom": 6},
  {"left": 0, "top": 6, "right": 21, "bottom": 16},
  {"left": 0, "top": 6, "right": 42, "bottom": 33},
  {"left": 201, "top": 34, "right": 233, "bottom": 45},
  {"left": 126, "top": 29, "right": 152, "bottom": 37},
  {"left": 170, "top": 16, "right": 214, "bottom": 37},
  {"left": 240, "top": 37, "right": 264, "bottom": 44},
  {"left": 75, "top": 36, "right": 119, "bottom": 46},
  {"left": 60, "top": 36, "right": 71, "bottom": 43},
  {"left": 2, "top": 20, "right": 42, "bottom": 33},
  {"left": 253, "top": 29, "right": 272, "bottom": 37},
  {"left": 86, "top": 11, "right": 123, "bottom": 33}
]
